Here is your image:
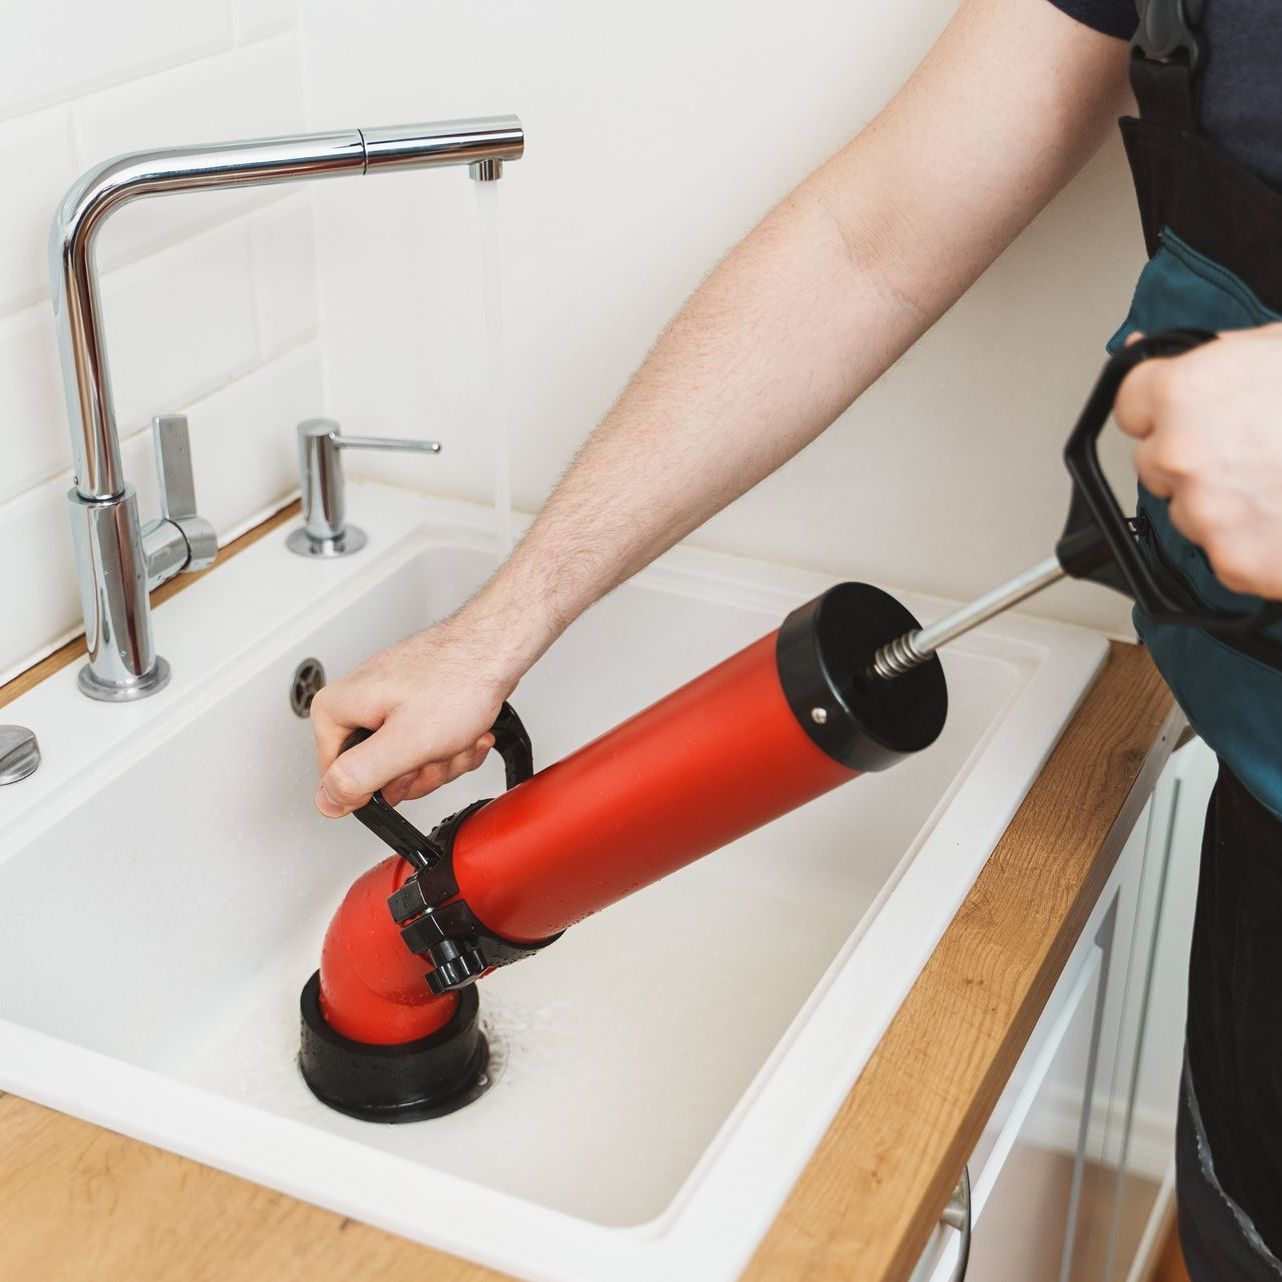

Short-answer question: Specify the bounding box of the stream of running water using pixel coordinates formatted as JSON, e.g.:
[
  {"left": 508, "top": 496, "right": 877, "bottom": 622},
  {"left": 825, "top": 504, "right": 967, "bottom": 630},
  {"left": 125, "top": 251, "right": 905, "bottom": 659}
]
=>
[{"left": 474, "top": 179, "right": 513, "bottom": 554}]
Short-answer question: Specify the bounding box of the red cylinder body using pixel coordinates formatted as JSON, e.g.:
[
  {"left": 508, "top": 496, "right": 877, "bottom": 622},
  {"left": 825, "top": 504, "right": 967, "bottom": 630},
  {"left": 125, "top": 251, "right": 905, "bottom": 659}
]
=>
[
  {"left": 319, "top": 627, "right": 862, "bottom": 1043},
  {"left": 451, "top": 632, "right": 858, "bottom": 941}
]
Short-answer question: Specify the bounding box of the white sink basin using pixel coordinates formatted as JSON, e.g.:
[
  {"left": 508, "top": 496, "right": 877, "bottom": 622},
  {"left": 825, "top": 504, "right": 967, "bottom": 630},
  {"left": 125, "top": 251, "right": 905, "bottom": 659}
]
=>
[{"left": 0, "top": 484, "right": 1104, "bottom": 1282}]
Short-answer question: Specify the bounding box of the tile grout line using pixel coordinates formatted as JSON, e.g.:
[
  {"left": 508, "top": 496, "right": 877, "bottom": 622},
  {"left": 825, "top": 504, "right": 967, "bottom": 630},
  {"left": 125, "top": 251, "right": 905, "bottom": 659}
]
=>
[{"left": 0, "top": 33, "right": 239, "bottom": 133}]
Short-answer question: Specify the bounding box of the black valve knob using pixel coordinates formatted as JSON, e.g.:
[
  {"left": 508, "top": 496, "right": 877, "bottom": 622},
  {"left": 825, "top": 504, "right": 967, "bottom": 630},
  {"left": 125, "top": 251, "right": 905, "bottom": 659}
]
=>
[{"left": 426, "top": 940, "right": 488, "bottom": 994}]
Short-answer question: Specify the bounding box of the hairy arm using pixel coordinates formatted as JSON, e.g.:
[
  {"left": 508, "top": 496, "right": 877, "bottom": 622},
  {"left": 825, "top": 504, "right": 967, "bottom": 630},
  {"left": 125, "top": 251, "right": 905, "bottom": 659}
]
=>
[{"left": 312, "top": 0, "right": 1129, "bottom": 815}]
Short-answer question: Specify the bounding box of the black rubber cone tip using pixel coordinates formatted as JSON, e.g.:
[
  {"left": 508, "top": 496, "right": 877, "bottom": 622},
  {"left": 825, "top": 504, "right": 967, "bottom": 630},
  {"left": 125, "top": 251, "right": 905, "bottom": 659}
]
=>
[
  {"left": 298, "top": 971, "right": 489, "bottom": 1122},
  {"left": 777, "top": 582, "right": 949, "bottom": 772}
]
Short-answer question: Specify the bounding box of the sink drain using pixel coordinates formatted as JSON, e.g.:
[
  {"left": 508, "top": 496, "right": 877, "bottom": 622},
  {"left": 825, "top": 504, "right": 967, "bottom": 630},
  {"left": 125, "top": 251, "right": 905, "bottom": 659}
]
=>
[{"left": 290, "top": 658, "right": 327, "bottom": 718}]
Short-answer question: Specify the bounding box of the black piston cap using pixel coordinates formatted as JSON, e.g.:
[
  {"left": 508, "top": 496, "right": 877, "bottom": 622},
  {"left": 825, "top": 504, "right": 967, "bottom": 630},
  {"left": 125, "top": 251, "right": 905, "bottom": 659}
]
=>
[
  {"left": 776, "top": 582, "right": 948, "bottom": 772},
  {"left": 298, "top": 971, "right": 489, "bottom": 1122}
]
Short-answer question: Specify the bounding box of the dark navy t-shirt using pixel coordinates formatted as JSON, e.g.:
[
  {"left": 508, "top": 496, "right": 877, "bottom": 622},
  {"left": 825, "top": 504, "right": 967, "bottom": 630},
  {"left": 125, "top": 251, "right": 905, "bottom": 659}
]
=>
[{"left": 1047, "top": 0, "right": 1282, "bottom": 188}]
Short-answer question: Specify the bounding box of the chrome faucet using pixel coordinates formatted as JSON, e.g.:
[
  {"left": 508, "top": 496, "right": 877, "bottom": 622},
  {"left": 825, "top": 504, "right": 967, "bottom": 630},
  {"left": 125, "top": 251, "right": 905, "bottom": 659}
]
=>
[{"left": 50, "top": 116, "right": 523, "bottom": 702}]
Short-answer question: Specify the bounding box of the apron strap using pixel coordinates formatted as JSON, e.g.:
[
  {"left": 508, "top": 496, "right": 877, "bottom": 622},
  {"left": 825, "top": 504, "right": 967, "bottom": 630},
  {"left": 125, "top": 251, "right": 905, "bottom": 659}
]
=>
[{"left": 1130, "top": 0, "right": 1206, "bottom": 129}]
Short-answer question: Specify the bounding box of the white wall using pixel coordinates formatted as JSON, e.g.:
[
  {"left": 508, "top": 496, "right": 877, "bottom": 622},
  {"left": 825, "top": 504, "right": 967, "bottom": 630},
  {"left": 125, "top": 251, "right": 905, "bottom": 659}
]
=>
[
  {"left": 299, "top": 0, "right": 1147, "bottom": 636},
  {"left": 0, "top": 0, "right": 321, "bottom": 682}
]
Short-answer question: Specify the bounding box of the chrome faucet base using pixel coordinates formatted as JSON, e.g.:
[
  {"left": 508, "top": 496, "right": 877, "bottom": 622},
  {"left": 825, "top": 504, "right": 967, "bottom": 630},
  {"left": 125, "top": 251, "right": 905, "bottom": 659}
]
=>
[
  {"left": 286, "top": 525, "right": 368, "bottom": 559},
  {"left": 68, "top": 485, "right": 159, "bottom": 691},
  {"left": 77, "top": 655, "right": 171, "bottom": 703},
  {"left": 65, "top": 416, "right": 214, "bottom": 700}
]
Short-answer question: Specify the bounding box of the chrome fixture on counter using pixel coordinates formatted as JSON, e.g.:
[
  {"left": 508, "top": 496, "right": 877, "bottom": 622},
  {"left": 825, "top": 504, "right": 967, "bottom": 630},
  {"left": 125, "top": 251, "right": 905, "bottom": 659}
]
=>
[
  {"left": 286, "top": 419, "right": 440, "bottom": 559},
  {"left": 51, "top": 116, "right": 524, "bottom": 702},
  {"left": 0, "top": 727, "right": 40, "bottom": 785}
]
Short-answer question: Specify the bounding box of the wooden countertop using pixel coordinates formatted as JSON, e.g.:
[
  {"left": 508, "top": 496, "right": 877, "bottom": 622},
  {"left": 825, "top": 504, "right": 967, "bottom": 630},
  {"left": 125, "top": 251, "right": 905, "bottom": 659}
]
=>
[{"left": 0, "top": 509, "right": 1181, "bottom": 1282}]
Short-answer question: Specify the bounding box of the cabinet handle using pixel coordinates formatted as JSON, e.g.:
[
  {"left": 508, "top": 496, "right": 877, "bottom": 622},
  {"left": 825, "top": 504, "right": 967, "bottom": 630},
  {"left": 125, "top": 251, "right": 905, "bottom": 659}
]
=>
[{"left": 939, "top": 1165, "right": 971, "bottom": 1281}]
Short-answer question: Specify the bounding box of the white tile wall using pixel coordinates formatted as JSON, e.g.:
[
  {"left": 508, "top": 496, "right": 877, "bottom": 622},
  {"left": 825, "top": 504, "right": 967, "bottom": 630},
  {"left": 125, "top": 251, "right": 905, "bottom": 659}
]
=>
[
  {"left": 102, "top": 222, "right": 262, "bottom": 436},
  {"left": 0, "top": 305, "right": 64, "bottom": 504},
  {"left": 0, "top": 3, "right": 231, "bottom": 120},
  {"left": 0, "top": 3, "right": 321, "bottom": 680},
  {"left": 250, "top": 198, "right": 319, "bottom": 358},
  {"left": 0, "top": 108, "right": 78, "bottom": 310},
  {"left": 230, "top": 0, "right": 297, "bottom": 46}
]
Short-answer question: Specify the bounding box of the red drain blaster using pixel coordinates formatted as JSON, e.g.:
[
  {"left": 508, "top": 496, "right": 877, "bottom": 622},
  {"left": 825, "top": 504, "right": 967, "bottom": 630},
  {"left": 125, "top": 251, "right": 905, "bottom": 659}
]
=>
[{"left": 299, "top": 332, "right": 1281, "bottom": 1121}]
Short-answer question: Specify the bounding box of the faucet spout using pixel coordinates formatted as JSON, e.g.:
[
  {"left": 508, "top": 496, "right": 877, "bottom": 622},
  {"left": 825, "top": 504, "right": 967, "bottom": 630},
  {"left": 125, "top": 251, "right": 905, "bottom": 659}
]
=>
[{"left": 50, "top": 114, "right": 523, "bottom": 700}]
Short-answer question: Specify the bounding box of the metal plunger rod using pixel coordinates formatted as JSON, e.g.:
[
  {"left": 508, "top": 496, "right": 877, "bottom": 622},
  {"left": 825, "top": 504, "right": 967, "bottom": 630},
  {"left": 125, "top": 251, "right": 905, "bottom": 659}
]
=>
[{"left": 870, "top": 555, "right": 1067, "bottom": 679}]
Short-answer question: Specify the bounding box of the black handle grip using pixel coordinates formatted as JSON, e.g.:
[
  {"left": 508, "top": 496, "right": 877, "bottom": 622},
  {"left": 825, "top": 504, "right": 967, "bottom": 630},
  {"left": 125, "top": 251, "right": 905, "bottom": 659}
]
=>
[
  {"left": 1058, "top": 329, "right": 1282, "bottom": 635},
  {"left": 340, "top": 702, "right": 534, "bottom": 869},
  {"left": 489, "top": 701, "right": 534, "bottom": 791}
]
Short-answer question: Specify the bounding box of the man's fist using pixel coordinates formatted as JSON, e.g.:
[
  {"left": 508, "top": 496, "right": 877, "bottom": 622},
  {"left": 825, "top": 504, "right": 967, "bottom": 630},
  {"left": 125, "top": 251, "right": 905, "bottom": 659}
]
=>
[
  {"left": 310, "top": 617, "right": 515, "bottom": 817},
  {"left": 1116, "top": 324, "right": 1282, "bottom": 599}
]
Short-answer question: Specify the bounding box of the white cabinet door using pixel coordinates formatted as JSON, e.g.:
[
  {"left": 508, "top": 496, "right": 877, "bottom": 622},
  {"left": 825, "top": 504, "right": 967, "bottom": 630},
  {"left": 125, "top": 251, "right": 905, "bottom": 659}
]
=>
[{"left": 1085, "top": 738, "right": 1216, "bottom": 1279}]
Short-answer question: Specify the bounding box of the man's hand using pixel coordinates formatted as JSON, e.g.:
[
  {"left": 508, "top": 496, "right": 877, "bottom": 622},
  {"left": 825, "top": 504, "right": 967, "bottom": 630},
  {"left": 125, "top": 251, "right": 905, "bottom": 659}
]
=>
[
  {"left": 1116, "top": 324, "right": 1282, "bottom": 599},
  {"left": 310, "top": 615, "right": 518, "bottom": 817}
]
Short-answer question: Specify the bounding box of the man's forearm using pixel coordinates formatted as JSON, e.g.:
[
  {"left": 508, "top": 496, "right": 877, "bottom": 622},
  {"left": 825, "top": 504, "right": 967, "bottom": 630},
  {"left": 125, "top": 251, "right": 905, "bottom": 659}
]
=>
[
  {"left": 459, "top": 0, "right": 1129, "bottom": 686},
  {"left": 464, "top": 185, "right": 919, "bottom": 676}
]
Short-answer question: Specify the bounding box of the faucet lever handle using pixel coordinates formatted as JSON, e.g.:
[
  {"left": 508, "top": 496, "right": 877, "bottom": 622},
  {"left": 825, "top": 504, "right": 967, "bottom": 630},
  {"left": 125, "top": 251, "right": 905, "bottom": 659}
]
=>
[
  {"left": 151, "top": 414, "right": 217, "bottom": 571},
  {"left": 153, "top": 414, "right": 198, "bottom": 519}
]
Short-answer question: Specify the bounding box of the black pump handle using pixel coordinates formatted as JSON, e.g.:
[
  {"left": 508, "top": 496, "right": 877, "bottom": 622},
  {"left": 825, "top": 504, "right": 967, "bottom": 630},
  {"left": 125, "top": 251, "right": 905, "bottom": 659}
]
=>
[
  {"left": 487, "top": 701, "right": 534, "bottom": 791},
  {"left": 1058, "top": 329, "right": 1282, "bottom": 636},
  {"left": 338, "top": 701, "right": 534, "bottom": 871}
]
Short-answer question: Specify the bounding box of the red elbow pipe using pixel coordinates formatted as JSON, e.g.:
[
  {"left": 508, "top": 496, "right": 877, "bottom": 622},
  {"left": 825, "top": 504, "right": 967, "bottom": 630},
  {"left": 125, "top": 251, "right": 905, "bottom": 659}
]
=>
[
  {"left": 318, "top": 855, "right": 456, "bottom": 1043},
  {"left": 302, "top": 582, "right": 946, "bottom": 1120}
]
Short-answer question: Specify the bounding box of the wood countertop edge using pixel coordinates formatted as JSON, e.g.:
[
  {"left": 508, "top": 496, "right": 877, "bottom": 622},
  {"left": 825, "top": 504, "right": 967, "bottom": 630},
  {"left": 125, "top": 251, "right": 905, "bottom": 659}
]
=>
[{"left": 0, "top": 521, "right": 1179, "bottom": 1282}]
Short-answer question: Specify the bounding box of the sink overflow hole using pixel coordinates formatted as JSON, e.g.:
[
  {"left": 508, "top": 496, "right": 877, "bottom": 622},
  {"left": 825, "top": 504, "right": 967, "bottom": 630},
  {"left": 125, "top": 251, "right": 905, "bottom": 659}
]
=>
[{"left": 290, "top": 658, "right": 327, "bottom": 718}]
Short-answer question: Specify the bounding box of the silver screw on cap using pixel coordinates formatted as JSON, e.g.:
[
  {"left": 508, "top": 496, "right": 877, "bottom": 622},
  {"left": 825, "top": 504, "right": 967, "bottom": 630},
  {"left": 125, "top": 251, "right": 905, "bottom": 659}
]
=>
[
  {"left": 810, "top": 707, "right": 829, "bottom": 725},
  {"left": 0, "top": 726, "right": 40, "bottom": 785}
]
